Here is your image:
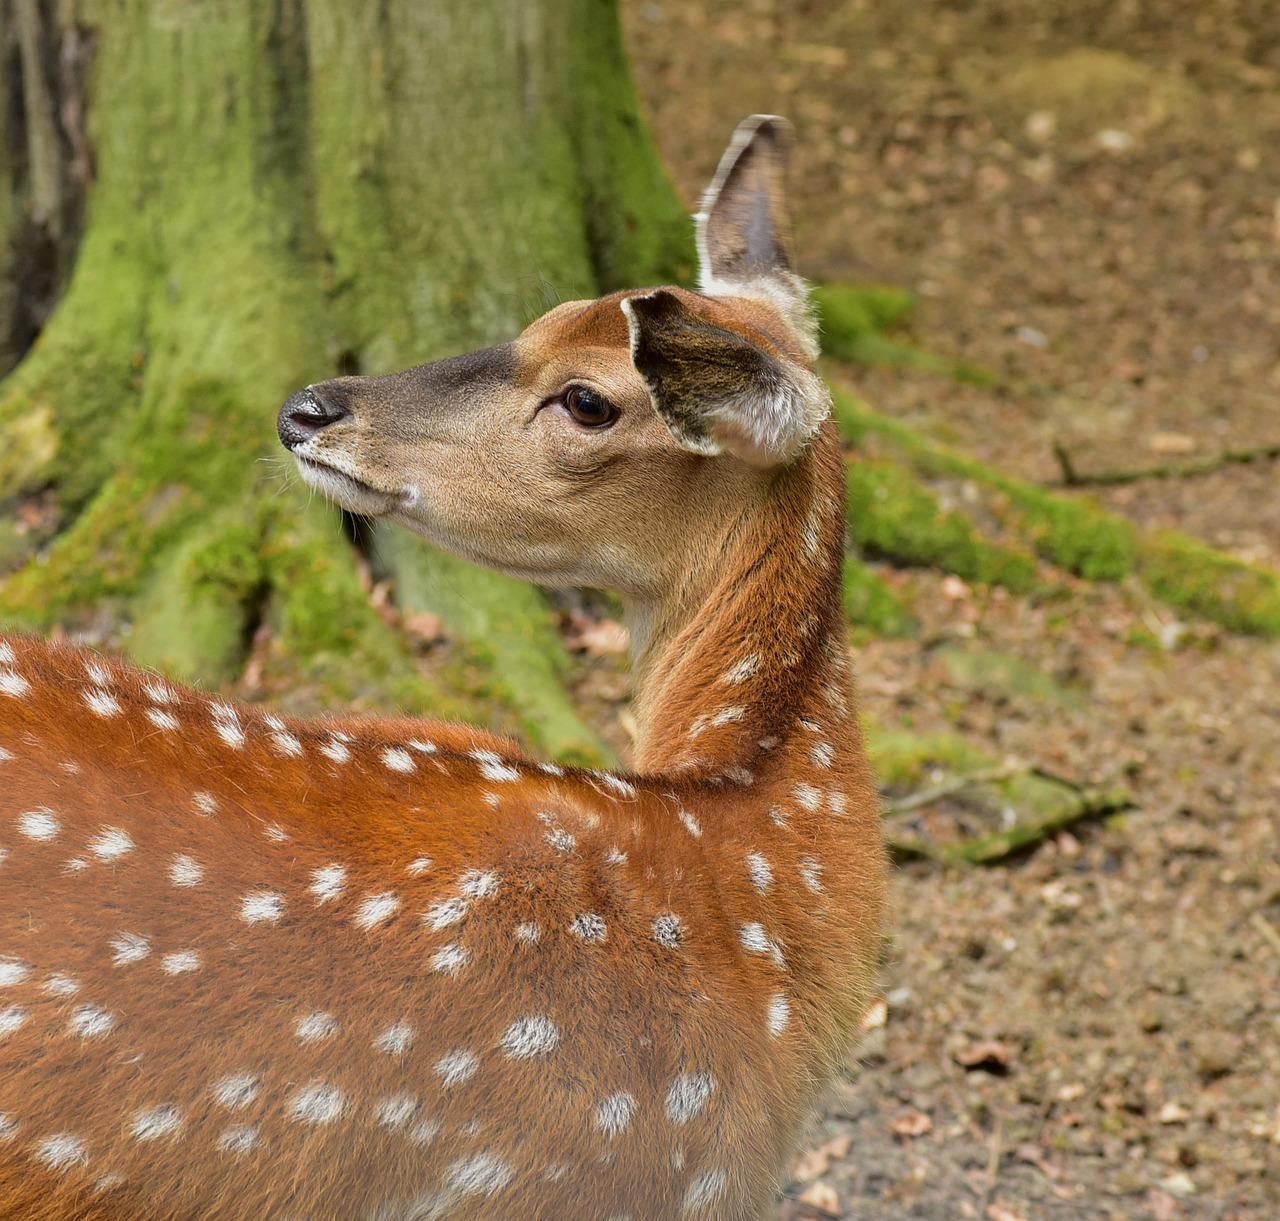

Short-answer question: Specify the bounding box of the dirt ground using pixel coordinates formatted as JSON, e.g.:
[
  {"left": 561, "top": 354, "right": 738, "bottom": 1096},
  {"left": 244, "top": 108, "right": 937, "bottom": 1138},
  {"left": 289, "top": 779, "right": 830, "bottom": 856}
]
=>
[{"left": 616, "top": 2, "right": 1280, "bottom": 1217}]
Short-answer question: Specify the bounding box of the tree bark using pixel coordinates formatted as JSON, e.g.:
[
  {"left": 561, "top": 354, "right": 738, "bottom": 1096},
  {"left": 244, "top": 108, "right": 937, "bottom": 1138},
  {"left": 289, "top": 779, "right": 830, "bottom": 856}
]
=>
[{"left": 0, "top": 0, "right": 691, "bottom": 764}]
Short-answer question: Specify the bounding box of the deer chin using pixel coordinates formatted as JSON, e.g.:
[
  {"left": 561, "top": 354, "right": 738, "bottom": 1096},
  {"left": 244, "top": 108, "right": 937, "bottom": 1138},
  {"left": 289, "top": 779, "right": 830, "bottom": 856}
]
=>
[{"left": 291, "top": 452, "right": 400, "bottom": 517}]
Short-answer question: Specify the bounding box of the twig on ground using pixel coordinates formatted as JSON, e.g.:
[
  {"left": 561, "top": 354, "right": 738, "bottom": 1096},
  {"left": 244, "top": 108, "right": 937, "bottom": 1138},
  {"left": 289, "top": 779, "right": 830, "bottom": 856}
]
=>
[
  {"left": 881, "top": 763, "right": 1026, "bottom": 817},
  {"left": 1049, "top": 440, "right": 1280, "bottom": 488},
  {"left": 887, "top": 788, "right": 1134, "bottom": 866}
]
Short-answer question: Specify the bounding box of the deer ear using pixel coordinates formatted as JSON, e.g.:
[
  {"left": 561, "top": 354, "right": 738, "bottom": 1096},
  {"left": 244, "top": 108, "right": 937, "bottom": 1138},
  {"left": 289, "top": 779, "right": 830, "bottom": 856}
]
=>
[
  {"left": 699, "top": 114, "right": 796, "bottom": 284},
  {"left": 697, "top": 115, "right": 818, "bottom": 361},
  {"left": 622, "top": 289, "right": 829, "bottom": 469}
]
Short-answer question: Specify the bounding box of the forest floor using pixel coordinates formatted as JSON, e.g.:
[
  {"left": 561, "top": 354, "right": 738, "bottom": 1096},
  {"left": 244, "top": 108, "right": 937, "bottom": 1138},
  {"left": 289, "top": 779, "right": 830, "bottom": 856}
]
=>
[{"left": 612, "top": 2, "right": 1280, "bottom": 1217}]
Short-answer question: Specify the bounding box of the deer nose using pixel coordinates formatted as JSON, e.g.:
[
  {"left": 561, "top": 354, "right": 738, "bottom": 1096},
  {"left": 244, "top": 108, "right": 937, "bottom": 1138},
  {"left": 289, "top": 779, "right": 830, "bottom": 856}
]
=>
[{"left": 277, "top": 386, "right": 349, "bottom": 450}]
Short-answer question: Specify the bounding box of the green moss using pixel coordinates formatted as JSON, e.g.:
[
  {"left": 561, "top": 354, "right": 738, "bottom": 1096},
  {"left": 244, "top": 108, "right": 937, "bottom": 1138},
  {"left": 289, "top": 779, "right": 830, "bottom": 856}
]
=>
[
  {"left": 936, "top": 646, "right": 1080, "bottom": 706},
  {"left": 846, "top": 459, "right": 1038, "bottom": 591},
  {"left": 842, "top": 555, "right": 918, "bottom": 636},
  {"left": 814, "top": 282, "right": 915, "bottom": 355},
  {"left": 830, "top": 385, "right": 1280, "bottom": 634},
  {"left": 1141, "top": 532, "right": 1280, "bottom": 635}
]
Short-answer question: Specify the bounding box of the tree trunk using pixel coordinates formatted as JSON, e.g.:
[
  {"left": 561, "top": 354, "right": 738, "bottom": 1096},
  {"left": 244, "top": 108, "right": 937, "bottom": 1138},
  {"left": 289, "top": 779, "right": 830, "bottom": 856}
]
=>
[{"left": 0, "top": 0, "right": 691, "bottom": 764}]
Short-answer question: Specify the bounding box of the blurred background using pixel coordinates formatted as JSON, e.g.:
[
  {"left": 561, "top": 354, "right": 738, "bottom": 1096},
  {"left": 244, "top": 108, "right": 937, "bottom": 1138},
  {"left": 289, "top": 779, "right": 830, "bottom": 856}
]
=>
[{"left": 1, "top": 1, "right": 1278, "bottom": 1216}]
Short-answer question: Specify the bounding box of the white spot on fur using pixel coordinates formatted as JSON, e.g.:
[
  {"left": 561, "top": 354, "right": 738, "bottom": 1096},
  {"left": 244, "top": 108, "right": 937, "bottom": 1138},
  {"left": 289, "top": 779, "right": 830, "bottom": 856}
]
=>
[
  {"left": 545, "top": 827, "right": 576, "bottom": 852},
  {"left": 320, "top": 737, "right": 350, "bottom": 764},
  {"left": 430, "top": 944, "right": 470, "bottom": 974},
  {"left": 767, "top": 993, "right": 790, "bottom": 1036},
  {"left": 217, "top": 1124, "right": 259, "bottom": 1154},
  {"left": 212, "top": 1073, "right": 259, "bottom": 1109},
  {"left": 0, "top": 1006, "right": 28, "bottom": 1038},
  {"left": 424, "top": 898, "right": 467, "bottom": 930},
  {"left": 447, "top": 1151, "right": 514, "bottom": 1197},
  {"left": 653, "top": 913, "right": 684, "bottom": 947},
  {"left": 83, "top": 687, "right": 121, "bottom": 718},
  {"left": 270, "top": 730, "right": 303, "bottom": 757},
  {"left": 759, "top": 735, "right": 779, "bottom": 750},
  {"left": 43, "top": 974, "right": 79, "bottom": 995},
  {"left": 169, "top": 854, "right": 203, "bottom": 887},
  {"left": 458, "top": 870, "right": 499, "bottom": 899},
  {"left": 130, "top": 1105, "right": 182, "bottom": 1141},
  {"left": 665, "top": 1072, "right": 714, "bottom": 1123},
  {"left": 381, "top": 746, "right": 416, "bottom": 773},
  {"left": 375, "top": 1021, "right": 415, "bottom": 1056},
  {"left": 0, "top": 642, "right": 13, "bottom": 664},
  {"left": 471, "top": 750, "right": 518, "bottom": 782},
  {"left": 746, "top": 852, "right": 773, "bottom": 892},
  {"left": 289, "top": 1081, "right": 345, "bottom": 1124},
  {"left": 515, "top": 922, "right": 540, "bottom": 943},
  {"left": 723, "top": 654, "right": 760, "bottom": 684},
  {"left": 145, "top": 707, "right": 179, "bottom": 731},
  {"left": 239, "top": 891, "right": 284, "bottom": 924},
  {"left": 354, "top": 891, "right": 400, "bottom": 929},
  {"left": 793, "top": 783, "right": 822, "bottom": 812},
  {"left": 677, "top": 809, "right": 702, "bottom": 838},
  {"left": 310, "top": 863, "right": 346, "bottom": 902},
  {"left": 161, "top": 951, "right": 200, "bottom": 975},
  {"left": 376, "top": 1093, "right": 419, "bottom": 1129},
  {"left": 111, "top": 933, "right": 151, "bottom": 965},
  {"left": 18, "top": 807, "right": 59, "bottom": 841},
  {"left": 605, "top": 847, "right": 627, "bottom": 865},
  {"left": 142, "top": 678, "right": 176, "bottom": 705},
  {"left": 68, "top": 1005, "right": 116, "bottom": 1038},
  {"left": 0, "top": 959, "right": 30, "bottom": 987},
  {"left": 63, "top": 857, "right": 88, "bottom": 873},
  {"left": 711, "top": 706, "right": 746, "bottom": 728},
  {"left": 405, "top": 856, "right": 432, "bottom": 876},
  {"left": 596, "top": 1091, "right": 635, "bottom": 1137},
  {"left": 767, "top": 805, "right": 789, "bottom": 827},
  {"left": 36, "top": 1132, "right": 88, "bottom": 1169},
  {"left": 539, "top": 762, "right": 564, "bottom": 776},
  {"left": 595, "top": 772, "right": 637, "bottom": 799},
  {"left": 811, "top": 742, "right": 835, "bottom": 768},
  {"left": 192, "top": 791, "right": 218, "bottom": 816},
  {"left": 571, "top": 912, "right": 606, "bottom": 943},
  {"left": 722, "top": 765, "right": 754, "bottom": 786},
  {"left": 0, "top": 1114, "right": 16, "bottom": 1141},
  {"left": 0, "top": 671, "right": 30, "bottom": 697},
  {"left": 435, "top": 1048, "right": 479, "bottom": 1086},
  {"left": 295, "top": 1011, "right": 338, "bottom": 1044},
  {"left": 89, "top": 826, "right": 133, "bottom": 861},
  {"left": 799, "top": 856, "right": 824, "bottom": 893},
  {"left": 684, "top": 1167, "right": 729, "bottom": 1211},
  {"left": 739, "top": 923, "right": 785, "bottom": 967},
  {"left": 828, "top": 791, "right": 849, "bottom": 816},
  {"left": 501, "top": 1014, "right": 560, "bottom": 1059},
  {"left": 210, "top": 704, "right": 245, "bottom": 749}
]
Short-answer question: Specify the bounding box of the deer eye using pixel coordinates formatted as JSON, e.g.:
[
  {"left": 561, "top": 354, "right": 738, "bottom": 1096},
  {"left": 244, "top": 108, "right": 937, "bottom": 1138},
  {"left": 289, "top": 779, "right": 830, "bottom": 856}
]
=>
[{"left": 564, "top": 386, "right": 618, "bottom": 429}]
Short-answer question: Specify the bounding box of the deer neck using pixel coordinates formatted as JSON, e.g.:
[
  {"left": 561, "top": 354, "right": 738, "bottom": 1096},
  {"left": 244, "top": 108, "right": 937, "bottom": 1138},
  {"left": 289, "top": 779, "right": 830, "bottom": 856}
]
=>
[{"left": 626, "top": 426, "right": 852, "bottom": 782}]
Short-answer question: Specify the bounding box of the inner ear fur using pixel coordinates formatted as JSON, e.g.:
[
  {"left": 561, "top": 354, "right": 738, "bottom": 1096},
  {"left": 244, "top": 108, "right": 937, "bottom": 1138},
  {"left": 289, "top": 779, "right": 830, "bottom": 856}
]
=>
[
  {"left": 622, "top": 289, "right": 829, "bottom": 469},
  {"left": 697, "top": 114, "right": 819, "bottom": 362}
]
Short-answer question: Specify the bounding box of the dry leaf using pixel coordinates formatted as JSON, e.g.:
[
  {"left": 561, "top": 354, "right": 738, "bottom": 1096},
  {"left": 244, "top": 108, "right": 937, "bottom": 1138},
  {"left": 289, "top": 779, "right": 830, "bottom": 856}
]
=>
[
  {"left": 953, "top": 1039, "right": 1014, "bottom": 1072},
  {"left": 796, "top": 1180, "right": 843, "bottom": 1216},
  {"left": 1158, "top": 1102, "right": 1191, "bottom": 1124},
  {"left": 790, "top": 1148, "right": 831, "bottom": 1182},
  {"left": 860, "top": 997, "right": 888, "bottom": 1031},
  {"left": 1148, "top": 431, "right": 1196, "bottom": 455},
  {"left": 403, "top": 611, "right": 445, "bottom": 644},
  {"left": 890, "top": 1108, "right": 932, "bottom": 1138},
  {"left": 986, "top": 1202, "right": 1027, "bottom": 1221}
]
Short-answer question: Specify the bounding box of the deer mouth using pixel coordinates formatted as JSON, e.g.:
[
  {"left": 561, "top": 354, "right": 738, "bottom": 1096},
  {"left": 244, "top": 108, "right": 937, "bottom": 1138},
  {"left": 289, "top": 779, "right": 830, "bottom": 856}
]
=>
[{"left": 291, "top": 452, "right": 400, "bottom": 517}]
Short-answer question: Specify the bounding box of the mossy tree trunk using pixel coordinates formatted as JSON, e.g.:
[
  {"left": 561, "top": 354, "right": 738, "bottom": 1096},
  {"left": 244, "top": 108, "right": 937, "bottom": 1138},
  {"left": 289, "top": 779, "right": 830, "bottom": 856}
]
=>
[{"left": 0, "top": 0, "right": 691, "bottom": 764}]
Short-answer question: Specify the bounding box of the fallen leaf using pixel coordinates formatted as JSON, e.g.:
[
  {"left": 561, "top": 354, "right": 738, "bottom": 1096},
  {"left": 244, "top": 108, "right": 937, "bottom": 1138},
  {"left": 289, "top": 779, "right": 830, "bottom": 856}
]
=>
[
  {"left": 790, "top": 1148, "right": 831, "bottom": 1182},
  {"left": 986, "top": 1202, "right": 1028, "bottom": 1221},
  {"left": 403, "top": 611, "right": 445, "bottom": 644},
  {"left": 890, "top": 1108, "right": 932, "bottom": 1138},
  {"left": 1158, "top": 1102, "right": 1191, "bottom": 1124},
  {"left": 860, "top": 997, "right": 888, "bottom": 1031},
  {"left": 1055, "top": 1082, "right": 1086, "bottom": 1102},
  {"left": 796, "top": 1180, "right": 843, "bottom": 1216},
  {"left": 1160, "top": 1171, "right": 1197, "bottom": 1197},
  {"left": 954, "top": 1039, "right": 1015, "bottom": 1072}
]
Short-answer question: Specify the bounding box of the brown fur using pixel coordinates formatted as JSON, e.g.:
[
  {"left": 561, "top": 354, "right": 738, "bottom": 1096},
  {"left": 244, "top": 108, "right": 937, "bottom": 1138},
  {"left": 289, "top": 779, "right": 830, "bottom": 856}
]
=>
[{"left": 0, "top": 116, "right": 885, "bottom": 1219}]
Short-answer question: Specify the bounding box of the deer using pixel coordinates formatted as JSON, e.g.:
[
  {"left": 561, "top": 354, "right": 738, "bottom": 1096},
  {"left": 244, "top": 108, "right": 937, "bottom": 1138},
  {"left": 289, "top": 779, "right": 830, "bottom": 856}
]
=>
[{"left": 0, "top": 116, "right": 885, "bottom": 1220}]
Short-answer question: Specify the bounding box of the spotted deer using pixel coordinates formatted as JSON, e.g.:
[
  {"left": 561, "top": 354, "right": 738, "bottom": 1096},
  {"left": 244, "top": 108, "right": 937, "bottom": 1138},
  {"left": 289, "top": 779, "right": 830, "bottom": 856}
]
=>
[{"left": 0, "top": 116, "right": 885, "bottom": 1219}]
